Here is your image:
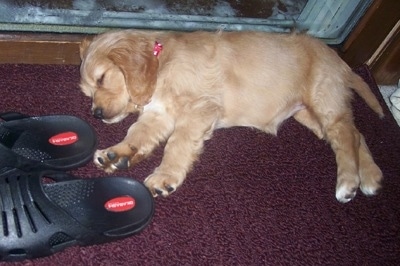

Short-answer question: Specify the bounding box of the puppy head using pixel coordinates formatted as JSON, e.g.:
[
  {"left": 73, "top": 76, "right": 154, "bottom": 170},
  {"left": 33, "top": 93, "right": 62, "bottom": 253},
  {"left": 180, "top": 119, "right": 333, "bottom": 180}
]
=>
[{"left": 79, "top": 31, "right": 159, "bottom": 123}]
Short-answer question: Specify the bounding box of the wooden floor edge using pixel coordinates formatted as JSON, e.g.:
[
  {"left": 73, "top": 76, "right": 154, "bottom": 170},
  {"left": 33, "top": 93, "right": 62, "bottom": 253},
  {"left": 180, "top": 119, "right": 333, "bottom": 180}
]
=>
[{"left": 0, "top": 32, "right": 93, "bottom": 65}]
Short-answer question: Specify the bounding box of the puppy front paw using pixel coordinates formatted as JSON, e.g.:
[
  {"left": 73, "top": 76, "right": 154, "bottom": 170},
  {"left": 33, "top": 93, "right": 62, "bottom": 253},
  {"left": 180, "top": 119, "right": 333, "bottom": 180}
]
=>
[
  {"left": 94, "top": 144, "right": 145, "bottom": 173},
  {"left": 144, "top": 173, "right": 183, "bottom": 197}
]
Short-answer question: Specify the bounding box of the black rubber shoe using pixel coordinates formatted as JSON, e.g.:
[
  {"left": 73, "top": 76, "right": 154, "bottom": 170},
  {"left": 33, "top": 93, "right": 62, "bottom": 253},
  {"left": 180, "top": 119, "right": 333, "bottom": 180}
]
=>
[
  {"left": 0, "top": 112, "right": 97, "bottom": 172},
  {"left": 0, "top": 169, "right": 154, "bottom": 261}
]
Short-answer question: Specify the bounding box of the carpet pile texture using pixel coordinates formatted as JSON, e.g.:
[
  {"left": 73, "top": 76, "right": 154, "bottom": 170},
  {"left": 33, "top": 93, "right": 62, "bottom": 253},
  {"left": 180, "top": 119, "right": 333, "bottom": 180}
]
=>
[{"left": 0, "top": 64, "right": 399, "bottom": 265}]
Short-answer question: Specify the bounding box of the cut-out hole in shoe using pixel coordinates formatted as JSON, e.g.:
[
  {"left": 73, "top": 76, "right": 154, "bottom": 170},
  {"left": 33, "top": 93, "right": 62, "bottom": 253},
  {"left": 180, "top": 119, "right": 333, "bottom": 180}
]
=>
[
  {"left": 12, "top": 208, "right": 22, "bottom": 237},
  {"left": 8, "top": 248, "right": 27, "bottom": 257},
  {"left": 2, "top": 211, "right": 9, "bottom": 236},
  {"left": 23, "top": 205, "right": 37, "bottom": 233}
]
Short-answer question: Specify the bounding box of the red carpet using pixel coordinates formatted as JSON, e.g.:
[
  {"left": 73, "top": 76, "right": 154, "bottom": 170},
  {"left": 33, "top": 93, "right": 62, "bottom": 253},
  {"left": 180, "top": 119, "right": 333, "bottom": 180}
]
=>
[{"left": 1, "top": 64, "right": 399, "bottom": 265}]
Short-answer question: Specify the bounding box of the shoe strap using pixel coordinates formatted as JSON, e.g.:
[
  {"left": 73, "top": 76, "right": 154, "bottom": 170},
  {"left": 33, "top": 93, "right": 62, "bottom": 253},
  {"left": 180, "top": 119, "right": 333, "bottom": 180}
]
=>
[{"left": 0, "top": 112, "right": 29, "bottom": 122}]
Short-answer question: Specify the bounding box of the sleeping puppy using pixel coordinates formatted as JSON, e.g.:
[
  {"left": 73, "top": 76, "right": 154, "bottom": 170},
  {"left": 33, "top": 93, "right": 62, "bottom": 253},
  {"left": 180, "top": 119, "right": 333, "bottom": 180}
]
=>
[{"left": 79, "top": 30, "right": 384, "bottom": 203}]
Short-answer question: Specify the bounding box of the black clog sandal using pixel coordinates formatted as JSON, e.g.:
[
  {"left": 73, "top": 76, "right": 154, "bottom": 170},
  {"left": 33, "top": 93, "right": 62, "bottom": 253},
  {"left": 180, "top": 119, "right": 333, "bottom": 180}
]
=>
[
  {"left": 0, "top": 112, "right": 97, "bottom": 172},
  {"left": 0, "top": 169, "right": 154, "bottom": 261}
]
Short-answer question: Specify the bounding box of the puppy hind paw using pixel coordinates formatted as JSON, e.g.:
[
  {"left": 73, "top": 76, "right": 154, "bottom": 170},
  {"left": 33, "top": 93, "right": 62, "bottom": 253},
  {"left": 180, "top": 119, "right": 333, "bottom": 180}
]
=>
[
  {"left": 335, "top": 183, "right": 358, "bottom": 203},
  {"left": 336, "top": 176, "right": 381, "bottom": 202},
  {"left": 359, "top": 166, "right": 383, "bottom": 197},
  {"left": 360, "top": 182, "right": 382, "bottom": 197}
]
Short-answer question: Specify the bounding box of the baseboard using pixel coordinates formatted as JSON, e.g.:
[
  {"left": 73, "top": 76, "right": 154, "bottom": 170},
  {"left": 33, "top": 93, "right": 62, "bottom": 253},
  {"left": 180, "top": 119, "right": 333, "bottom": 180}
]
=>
[{"left": 0, "top": 32, "right": 91, "bottom": 65}]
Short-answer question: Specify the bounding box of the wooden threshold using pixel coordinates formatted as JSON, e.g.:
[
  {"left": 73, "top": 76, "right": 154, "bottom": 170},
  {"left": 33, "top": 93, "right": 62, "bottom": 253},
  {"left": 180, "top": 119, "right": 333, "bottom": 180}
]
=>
[{"left": 0, "top": 32, "right": 92, "bottom": 65}]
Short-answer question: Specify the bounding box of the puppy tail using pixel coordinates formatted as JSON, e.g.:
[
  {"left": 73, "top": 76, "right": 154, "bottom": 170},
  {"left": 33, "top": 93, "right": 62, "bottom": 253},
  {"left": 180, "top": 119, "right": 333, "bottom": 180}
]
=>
[{"left": 349, "top": 73, "right": 384, "bottom": 118}]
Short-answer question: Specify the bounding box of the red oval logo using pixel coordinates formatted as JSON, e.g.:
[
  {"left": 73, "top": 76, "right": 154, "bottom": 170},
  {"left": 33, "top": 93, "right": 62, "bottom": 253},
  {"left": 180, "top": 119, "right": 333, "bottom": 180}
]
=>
[
  {"left": 49, "top": 132, "right": 78, "bottom": 146},
  {"left": 104, "top": 196, "right": 136, "bottom": 212}
]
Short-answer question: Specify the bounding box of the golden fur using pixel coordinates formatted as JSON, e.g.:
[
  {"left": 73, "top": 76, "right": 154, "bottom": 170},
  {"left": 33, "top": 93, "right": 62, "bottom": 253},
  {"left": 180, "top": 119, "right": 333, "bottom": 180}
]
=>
[{"left": 79, "top": 30, "right": 384, "bottom": 202}]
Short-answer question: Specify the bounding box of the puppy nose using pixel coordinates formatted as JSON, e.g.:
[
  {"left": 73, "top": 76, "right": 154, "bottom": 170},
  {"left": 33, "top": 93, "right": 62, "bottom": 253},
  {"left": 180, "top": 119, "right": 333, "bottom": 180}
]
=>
[{"left": 93, "top": 108, "right": 104, "bottom": 119}]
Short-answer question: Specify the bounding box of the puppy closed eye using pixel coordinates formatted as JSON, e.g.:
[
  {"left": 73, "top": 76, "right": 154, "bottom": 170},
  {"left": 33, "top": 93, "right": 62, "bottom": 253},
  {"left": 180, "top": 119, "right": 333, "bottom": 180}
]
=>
[{"left": 97, "top": 73, "right": 105, "bottom": 87}]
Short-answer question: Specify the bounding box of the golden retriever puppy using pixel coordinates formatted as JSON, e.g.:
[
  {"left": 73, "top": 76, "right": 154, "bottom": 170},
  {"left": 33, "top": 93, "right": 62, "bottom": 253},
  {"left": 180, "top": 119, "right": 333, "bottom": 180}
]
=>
[{"left": 79, "top": 30, "right": 384, "bottom": 203}]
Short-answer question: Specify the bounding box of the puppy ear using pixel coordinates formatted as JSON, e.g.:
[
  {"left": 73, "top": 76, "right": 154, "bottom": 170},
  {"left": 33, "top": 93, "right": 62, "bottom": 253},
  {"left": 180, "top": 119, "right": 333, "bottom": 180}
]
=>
[
  {"left": 79, "top": 38, "right": 91, "bottom": 60},
  {"left": 108, "top": 40, "right": 158, "bottom": 106}
]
